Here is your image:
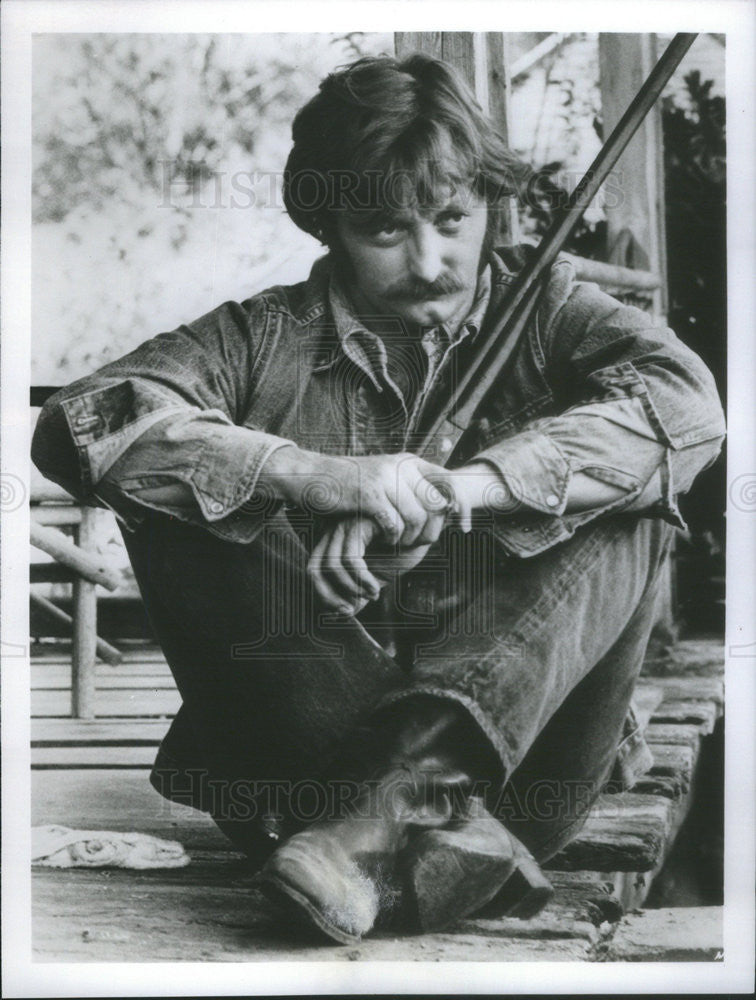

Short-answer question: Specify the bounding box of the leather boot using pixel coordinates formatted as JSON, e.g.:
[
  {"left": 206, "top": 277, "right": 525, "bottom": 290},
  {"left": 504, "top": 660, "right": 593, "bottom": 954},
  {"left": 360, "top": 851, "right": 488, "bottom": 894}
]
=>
[
  {"left": 253, "top": 697, "right": 474, "bottom": 944},
  {"left": 254, "top": 695, "right": 553, "bottom": 943}
]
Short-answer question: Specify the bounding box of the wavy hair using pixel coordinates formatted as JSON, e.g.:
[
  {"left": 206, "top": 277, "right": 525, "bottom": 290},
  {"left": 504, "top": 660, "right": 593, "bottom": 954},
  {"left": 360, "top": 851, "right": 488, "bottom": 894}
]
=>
[{"left": 283, "top": 53, "right": 527, "bottom": 248}]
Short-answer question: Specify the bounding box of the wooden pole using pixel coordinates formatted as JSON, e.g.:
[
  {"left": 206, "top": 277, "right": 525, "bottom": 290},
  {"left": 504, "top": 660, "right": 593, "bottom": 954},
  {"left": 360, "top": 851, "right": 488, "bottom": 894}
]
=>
[
  {"left": 71, "top": 508, "right": 98, "bottom": 718},
  {"left": 599, "top": 33, "right": 669, "bottom": 316},
  {"left": 30, "top": 522, "right": 120, "bottom": 591},
  {"left": 599, "top": 33, "right": 677, "bottom": 639},
  {"left": 30, "top": 592, "right": 123, "bottom": 666}
]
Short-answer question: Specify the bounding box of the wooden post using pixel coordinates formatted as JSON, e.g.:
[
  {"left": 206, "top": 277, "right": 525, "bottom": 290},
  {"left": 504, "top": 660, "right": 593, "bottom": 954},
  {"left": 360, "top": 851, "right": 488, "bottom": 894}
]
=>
[
  {"left": 599, "top": 33, "right": 676, "bottom": 641},
  {"left": 71, "top": 507, "right": 98, "bottom": 718},
  {"left": 394, "top": 32, "right": 519, "bottom": 243},
  {"left": 598, "top": 33, "right": 668, "bottom": 317}
]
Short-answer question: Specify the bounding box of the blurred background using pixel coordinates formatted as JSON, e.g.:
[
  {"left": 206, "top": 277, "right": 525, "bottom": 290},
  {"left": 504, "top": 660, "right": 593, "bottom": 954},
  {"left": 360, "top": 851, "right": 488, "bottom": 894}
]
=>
[{"left": 32, "top": 31, "right": 726, "bottom": 632}]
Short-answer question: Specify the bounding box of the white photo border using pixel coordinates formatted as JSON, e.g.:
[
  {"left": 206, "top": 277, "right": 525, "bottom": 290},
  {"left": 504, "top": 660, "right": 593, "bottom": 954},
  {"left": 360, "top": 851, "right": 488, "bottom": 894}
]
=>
[{"left": 2, "top": 1, "right": 754, "bottom": 995}]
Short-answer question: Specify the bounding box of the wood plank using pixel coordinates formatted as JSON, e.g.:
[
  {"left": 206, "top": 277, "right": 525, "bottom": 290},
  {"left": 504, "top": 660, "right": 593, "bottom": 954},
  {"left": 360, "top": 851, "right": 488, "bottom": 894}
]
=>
[
  {"left": 602, "top": 906, "right": 723, "bottom": 962},
  {"left": 650, "top": 698, "right": 719, "bottom": 734},
  {"left": 32, "top": 745, "right": 157, "bottom": 768},
  {"left": 32, "top": 769, "right": 225, "bottom": 849},
  {"left": 633, "top": 744, "right": 696, "bottom": 799},
  {"left": 32, "top": 718, "right": 170, "bottom": 745},
  {"left": 542, "top": 870, "right": 624, "bottom": 924},
  {"left": 32, "top": 687, "right": 181, "bottom": 718},
  {"left": 643, "top": 639, "right": 724, "bottom": 677},
  {"left": 32, "top": 645, "right": 167, "bottom": 665},
  {"left": 33, "top": 660, "right": 169, "bottom": 681},
  {"left": 644, "top": 722, "right": 703, "bottom": 749},
  {"left": 647, "top": 676, "right": 724, "bottom": 708},
  {"left": 32, "top": 670, "right": 176, "bottom": 691},
  {"left": 461, "top": 869, "right": 628, "bottom": 943},
  {"left": 547, "top": 793, "right": 673, "bottom": 873},
  {"left": 28, "top": 768, "right": 608, "bottom": 961},
  {"left": 32, "top": 866, "right": 596, "bottom": 962},
  {"left": 459, "top": 909, "right": 598, "bottom": 944}
]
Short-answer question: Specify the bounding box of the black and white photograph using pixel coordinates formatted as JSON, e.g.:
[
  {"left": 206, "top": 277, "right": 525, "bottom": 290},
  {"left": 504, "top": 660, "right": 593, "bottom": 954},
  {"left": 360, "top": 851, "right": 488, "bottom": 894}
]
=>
[{"left": 2, "top": 1, "right": 754, "bottom": 994}]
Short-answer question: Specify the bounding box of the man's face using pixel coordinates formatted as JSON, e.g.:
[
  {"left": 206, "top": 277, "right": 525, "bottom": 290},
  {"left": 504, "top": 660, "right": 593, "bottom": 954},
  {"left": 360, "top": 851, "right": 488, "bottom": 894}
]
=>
[{"left": 334, "top": 188, "right": 488, "bottom": 334}]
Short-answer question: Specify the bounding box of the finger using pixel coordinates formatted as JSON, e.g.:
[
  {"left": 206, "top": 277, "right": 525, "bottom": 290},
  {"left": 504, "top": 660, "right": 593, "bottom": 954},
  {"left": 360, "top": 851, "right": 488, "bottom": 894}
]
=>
[
  {"left": 395, "top": 484, "right": 429, "bottom": 546},
  {"left": 415, "top": 509, "right": 447, "bottom": 545},
  {"left": 411, "top": 461, "right": 455, "bottom": 513},
  {"left": 370, "top": 503, "right": 405, "bottom": 544},
  {"left": 323, "top": 522, "right": 364, "bottom": 601},
  {"left": 343, "top": 520, "right": 383, "bottom": 599},
  {"left": 456, "top": 497, "right": 473, "bottom": 533},
  {"left": 308, "top": 531, "right": 354, "bottom": 613}
]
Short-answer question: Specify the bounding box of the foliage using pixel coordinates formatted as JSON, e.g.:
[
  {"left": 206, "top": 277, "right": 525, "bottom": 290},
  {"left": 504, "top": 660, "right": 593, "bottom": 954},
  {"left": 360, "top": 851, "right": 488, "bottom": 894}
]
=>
[
  {"left": 663, "top": 71, "right": 726, "bottom": 399},
  {"left": 662, "top": 71, "right": 726, "bottom": 632},
  {"left": 31, "top": 33, "right": 391, "bottom": 589},
  {"left": 32, "top": 34, "right": 391, "bottom": 383}
]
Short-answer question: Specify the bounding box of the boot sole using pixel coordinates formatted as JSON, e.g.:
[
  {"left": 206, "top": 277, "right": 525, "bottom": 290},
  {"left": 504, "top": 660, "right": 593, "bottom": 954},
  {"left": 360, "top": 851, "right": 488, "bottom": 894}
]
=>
[{"left": 253, "top": 870, "right": 362, "bottom": 946}]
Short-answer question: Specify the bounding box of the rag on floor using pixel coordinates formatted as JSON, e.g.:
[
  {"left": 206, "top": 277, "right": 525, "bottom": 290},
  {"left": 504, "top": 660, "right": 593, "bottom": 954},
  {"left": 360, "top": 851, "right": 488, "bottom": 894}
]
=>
[{"left": 31, "top": 825, "right": 190, "bottom": 869}]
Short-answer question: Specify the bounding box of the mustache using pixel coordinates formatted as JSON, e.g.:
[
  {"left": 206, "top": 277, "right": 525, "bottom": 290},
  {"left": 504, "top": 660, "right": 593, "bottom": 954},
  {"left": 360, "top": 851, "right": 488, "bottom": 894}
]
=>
[{"left": 386, "top": 272, "right": 466, "bottom": 300}]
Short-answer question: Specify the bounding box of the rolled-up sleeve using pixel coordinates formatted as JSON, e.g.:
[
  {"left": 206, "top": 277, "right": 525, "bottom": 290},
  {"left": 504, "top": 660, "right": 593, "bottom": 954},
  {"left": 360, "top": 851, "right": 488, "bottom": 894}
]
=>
[
  {"left": 471, "top": 261, "right": 725, "bottom": 557},
  {"left": 31, "top": 297, "right": 294, "bottom": 543}
]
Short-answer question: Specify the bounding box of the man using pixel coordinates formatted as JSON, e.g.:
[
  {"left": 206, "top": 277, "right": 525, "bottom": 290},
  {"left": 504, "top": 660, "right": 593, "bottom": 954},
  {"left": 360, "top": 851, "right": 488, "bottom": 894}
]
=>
[{"left": 32, "top": 53, "right": 725, "bottom": 944}]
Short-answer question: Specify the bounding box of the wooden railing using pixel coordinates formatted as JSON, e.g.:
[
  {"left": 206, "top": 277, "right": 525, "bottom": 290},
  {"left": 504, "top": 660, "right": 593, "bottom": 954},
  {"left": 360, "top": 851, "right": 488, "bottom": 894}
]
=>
[{"left": 31, "top": 387, "right": 123, "bottom": 719}]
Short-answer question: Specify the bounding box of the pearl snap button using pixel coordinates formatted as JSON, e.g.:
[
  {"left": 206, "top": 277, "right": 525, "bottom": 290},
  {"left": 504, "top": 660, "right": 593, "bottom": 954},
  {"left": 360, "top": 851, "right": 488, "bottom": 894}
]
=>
[
  {"left": 546, "top": 494, "right": 559, "bottom": 507},
  {"left": 209, "top": 501, "right": 224, "bottom": 514},
  {"left": 440, "top": 437, "right": 453, "bottom": 453}
]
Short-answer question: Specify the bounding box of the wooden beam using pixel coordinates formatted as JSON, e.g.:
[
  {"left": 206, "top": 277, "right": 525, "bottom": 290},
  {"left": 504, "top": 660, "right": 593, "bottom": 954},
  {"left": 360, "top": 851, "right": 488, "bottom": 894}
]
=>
[
  {"left": 30, "top": 592, "right": 123, "bottom": 666},
  {"left": 598, "top": 34, "right": 668, "bottom": 316},
  {"left": 510, "top": 33, "right": 569, "bottom": 80},
  {"left": 32, "top": 506, "right": 83, "bottom": 527},
  {"left": 30, "top": 522, "right": 120, "bottom": 591},
  {"left": 31, "top": 481, "right": 76, "bottom": 503},
  {"left": 563, "top": 253, "right": 660, "bottom": 292},
  {"left": 394, "top": 32, "right": 442, "bottom": 61},
  {"left": 71, "top": 509, "right": 99, "bottom": 719},
  {"left": 599, "top": 33, "right": 675, "bottom": 638}
]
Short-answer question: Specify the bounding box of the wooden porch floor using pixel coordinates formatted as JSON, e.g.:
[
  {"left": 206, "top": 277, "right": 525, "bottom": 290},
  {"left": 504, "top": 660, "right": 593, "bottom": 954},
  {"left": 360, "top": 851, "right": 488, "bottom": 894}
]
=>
[{"left": 31, "top": 640, "right": 724, "bottom": 962}]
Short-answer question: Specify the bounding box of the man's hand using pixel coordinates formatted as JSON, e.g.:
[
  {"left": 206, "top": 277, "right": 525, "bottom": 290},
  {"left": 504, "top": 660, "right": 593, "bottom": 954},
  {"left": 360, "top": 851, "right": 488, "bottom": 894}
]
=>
[
  {"left": 259, "top": 446, "right": 453, "bottom": 546},
  {"left": 303, "top": 462, "right": 518, "bottom": 613},
  {"left": 307, "top": 515, "right": 443, "bottom": 614}
]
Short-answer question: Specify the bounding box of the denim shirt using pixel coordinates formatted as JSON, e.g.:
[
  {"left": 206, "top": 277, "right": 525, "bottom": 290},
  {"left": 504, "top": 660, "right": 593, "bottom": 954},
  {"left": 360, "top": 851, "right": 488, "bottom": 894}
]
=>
[{"left": 32, "top": 246, "right": 726, "bottom": 558}]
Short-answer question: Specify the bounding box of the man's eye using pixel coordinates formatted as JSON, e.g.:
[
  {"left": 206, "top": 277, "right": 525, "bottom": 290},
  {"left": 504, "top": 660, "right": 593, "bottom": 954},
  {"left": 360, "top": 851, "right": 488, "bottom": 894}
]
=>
[
  {"left": 438, "top": 211, "right": 467, "bottom": 228},
  {"left": 367, "top": 221, "right": 403, "bottom": 244}
]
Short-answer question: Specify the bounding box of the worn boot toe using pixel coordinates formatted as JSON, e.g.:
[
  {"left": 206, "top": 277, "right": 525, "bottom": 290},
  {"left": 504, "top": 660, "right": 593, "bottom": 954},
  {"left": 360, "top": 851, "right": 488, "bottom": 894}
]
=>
[{"left": 254, "top": 829, "right": 381, "bottom": 945}]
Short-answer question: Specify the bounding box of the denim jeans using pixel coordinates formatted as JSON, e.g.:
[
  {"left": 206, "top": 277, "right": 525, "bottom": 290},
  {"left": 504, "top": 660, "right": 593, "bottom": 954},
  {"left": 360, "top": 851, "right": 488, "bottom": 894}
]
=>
[{"left": 131, "top": 508, "right": 673, "bottom": 863}]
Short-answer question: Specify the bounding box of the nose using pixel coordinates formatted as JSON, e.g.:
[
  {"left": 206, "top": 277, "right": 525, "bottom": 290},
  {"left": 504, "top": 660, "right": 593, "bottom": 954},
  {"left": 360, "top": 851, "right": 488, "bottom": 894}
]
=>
[{"left": 407, "top": 222, "right": 444, "bottom": 285}]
